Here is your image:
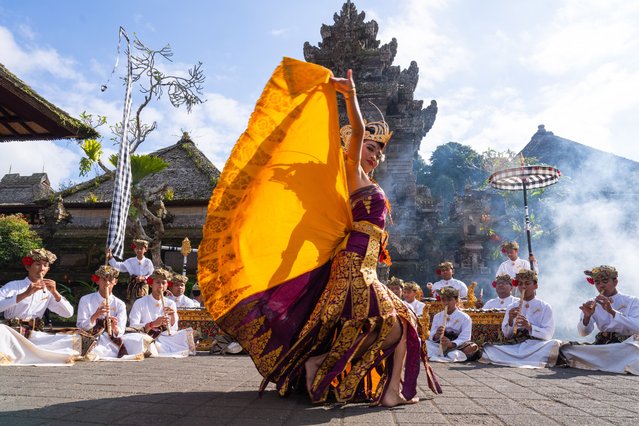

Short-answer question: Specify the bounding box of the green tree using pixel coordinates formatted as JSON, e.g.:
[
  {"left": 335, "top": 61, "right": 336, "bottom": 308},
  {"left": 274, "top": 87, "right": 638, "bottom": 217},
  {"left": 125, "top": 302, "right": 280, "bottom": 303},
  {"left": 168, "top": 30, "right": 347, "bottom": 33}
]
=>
[
  {"left": 0, "top": 215, "right": 42, "bottom": 265},
  {"left": 78, "top": 35, "right": 205, "bottom": 265}
]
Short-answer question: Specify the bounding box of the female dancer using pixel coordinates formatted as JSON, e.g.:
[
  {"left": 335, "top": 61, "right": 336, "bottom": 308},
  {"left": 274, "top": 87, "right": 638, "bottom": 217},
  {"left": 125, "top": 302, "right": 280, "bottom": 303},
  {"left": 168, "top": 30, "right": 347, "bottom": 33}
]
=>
[{"left": 199, "top": 58, "right": 440, "bottom": 407}]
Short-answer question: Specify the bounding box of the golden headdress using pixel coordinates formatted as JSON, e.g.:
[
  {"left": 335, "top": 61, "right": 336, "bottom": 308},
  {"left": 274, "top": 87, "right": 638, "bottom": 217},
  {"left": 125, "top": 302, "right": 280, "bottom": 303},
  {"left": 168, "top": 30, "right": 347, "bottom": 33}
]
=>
[
  {"left": 91, "top": 265, "right": 120, "bottom": 283},
  {"left": 584, "top": 265, "right": 617, "bottom": 284},
  {"left": 340, "top": 119, "right": 393, "bottom": 152},
  {"left": 22, "top": 248, "right": 57, "bottom": 265},
  {"left": 501, "top": 241, "right": 519, "bottom": 253},
  {"left": 439, "top": 286, "right": 459, "bottom": 299},
  {"left": 387, "top": 276, "right": 404, "bottom": 289},
  {"left": 172, "top": 273, "right": 189, "bottom": 285},
  {"left": 403, "top": 281, "right": 421, "bottom": 292},
  {"left": 514, "top": 269, "right": 537, "bottom": 283},
  {"left": 148, "top": 268, "right": 172, "bottom": 283},
  {"left": 435, "top": 261, "right": 454, "bottom": 275},
  {"left": 492, "top": 274, "right": 512, "bottom": 288}
]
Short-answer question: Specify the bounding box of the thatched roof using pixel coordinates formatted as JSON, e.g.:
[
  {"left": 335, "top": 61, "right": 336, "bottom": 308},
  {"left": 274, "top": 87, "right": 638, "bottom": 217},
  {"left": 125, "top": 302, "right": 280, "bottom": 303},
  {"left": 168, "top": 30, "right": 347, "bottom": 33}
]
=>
[
  {"left": 0, "top": 173, "right": 53, "bottom": 205},
  {"left": 0, "top": 63, "right": 99, "bottom": 142},
  {"left": 60, "top": 133, "right": 220, "bottom": 205}
]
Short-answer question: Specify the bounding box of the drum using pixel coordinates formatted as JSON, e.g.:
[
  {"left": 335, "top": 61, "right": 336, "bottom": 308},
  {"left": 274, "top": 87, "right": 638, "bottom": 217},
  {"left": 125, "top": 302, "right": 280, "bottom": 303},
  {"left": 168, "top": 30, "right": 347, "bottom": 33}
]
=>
[
  {"left": 420, "top": 302, "right": 505, "bottom": 344},
  {"left": 177, "top": 308, "right": 219, "bottom": 351}
]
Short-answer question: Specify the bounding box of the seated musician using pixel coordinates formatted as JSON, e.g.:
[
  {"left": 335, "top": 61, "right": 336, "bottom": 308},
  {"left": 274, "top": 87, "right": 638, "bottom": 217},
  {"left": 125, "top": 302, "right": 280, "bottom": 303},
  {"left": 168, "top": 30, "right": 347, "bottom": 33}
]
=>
[
  {"left": 496, "top": 241, "right": 538, "bottom": 278},
  {"left": 432, "top": 261, "right": 468, "bottom": 299},
  {"left": 128, "top": 268, "right": 196, "bottom": 357},
  {"left": 387, "top": 276, "right": 404, "bottom": 300},
  {"left": 403, "top": 281, "right": 425, "bottom": 315},
  {"left": 76, "top": 265, "right": 144, "bottom": 361},
  {"left": 168, "top": 273, "right": 200, "bottom": 308},
  {"left": 426, "top": 286, "right": 478, "bottom": 362},
  {"left": 480, "top": 269, "right": 560, "bottom": 368},
  {"left": 559, "top": 265, "right": 639, "bottom": 374},
  {"left": 483, "top": 274, "right": 519, "bottom": 309},
  {"left": 106, "top": 239, "right": 154, "bottom": 307},
  {"left": 0, "top": 249, "right": 82, "bottom": 361}
]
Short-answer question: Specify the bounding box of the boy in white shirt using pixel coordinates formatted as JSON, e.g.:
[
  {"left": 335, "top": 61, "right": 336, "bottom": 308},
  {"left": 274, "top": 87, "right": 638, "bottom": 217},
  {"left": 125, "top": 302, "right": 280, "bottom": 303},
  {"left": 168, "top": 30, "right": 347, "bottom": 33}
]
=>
[
  {"left": 426, "top": 286, "right": 478, "bottom": 362},
  {"left": 495, "top": 241, "right": 538, "bottom": 277},
  {"left": 107, "top": 239, "right": 154, "bottom": 306},
  {"left": 169, "top": 274, "right": 200, "bottom": 308},
  {"left": 402, "top": 281, "right": 425, "bottom": 316},
  {"left": 431, "top": 261, "right": 468, "bottom": 299}
]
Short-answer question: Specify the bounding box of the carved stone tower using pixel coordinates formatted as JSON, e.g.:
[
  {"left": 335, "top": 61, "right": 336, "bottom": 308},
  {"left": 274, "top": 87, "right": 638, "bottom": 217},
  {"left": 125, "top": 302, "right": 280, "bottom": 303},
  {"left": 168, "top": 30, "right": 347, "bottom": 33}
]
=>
[{"left": 304, "top": 2, "right": 438, "bottom": 279}]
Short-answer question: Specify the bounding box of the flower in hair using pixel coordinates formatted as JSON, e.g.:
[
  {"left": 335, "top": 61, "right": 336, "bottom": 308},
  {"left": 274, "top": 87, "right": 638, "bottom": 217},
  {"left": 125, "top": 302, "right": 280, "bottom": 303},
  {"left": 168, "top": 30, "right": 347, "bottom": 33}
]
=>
[
  {"left": 22, "top": 257, "right": 34, "bottom": 267},
  {"left": 91, "top": 274, "right": 100, "bottom": 283},
  {"left": 511, "top": 279, "right": 519, "bottom": 287},
  {"left": 492, "top": 281, "right": 497, "bottom": 288},
  {"left": 130, "top": 243, "right": 136, "bottom": 249},
  {"left": 146, "top": 277, "right": 154, "bottom": 285},
  {"left": 586, "top": 277, "right": 595, "bottom": 285}
]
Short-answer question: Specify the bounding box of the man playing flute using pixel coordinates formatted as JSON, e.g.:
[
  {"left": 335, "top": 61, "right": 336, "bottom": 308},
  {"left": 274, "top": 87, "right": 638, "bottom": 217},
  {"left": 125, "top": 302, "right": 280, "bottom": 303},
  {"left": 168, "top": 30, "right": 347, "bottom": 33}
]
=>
[
  {"left": 559, "top": 265, "right": 639, "bottom": 374},
  {"left": 480, "top": 269, "right": 561, "bottom": 368}
]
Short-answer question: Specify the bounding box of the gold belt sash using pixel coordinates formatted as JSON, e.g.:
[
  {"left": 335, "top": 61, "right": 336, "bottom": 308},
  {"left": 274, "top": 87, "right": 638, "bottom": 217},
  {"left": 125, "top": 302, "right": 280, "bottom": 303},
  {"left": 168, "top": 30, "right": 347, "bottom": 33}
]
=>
[{"left": 352, "top": 221, "right": 384, "bottom": 286}]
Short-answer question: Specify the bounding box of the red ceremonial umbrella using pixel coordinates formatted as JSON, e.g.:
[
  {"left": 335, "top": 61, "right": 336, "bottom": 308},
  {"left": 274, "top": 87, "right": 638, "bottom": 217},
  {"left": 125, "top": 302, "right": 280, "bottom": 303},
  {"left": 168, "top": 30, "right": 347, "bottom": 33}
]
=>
[{"left": 488, "top": 163, "right": 561, "bottom": 271}]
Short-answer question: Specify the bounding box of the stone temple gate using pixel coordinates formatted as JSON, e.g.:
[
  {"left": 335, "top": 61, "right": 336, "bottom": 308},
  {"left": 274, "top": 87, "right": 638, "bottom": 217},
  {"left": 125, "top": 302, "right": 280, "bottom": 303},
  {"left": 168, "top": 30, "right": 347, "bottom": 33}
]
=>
[{"left": 304, "top": 2, "right": 440, "bottom": 281}]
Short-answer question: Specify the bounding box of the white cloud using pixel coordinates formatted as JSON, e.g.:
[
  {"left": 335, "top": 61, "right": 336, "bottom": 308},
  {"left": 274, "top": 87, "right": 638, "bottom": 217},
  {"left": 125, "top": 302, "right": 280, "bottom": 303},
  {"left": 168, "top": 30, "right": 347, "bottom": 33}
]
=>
[
  {"left": 0, "top": 142, "right": 81, "bottom": 189},
  {"left": 377, "top": 0, "right": 470, "bottom": 93}
]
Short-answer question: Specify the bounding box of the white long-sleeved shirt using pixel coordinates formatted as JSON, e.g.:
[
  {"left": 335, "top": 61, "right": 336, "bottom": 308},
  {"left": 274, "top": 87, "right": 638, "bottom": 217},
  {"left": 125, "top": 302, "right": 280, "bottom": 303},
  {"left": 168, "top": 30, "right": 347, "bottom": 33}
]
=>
[
  {"left": 502, "top": 297, "right": 554, "bottom": 340},
  {"left": 432, "top": 279, "right": 468, "bottom": 299},
  {"left": 429, "top": 309, "right": 472, "bottom": 346},
  {"left": 0, "top": 277, "right": 73, "bottom": 320},
  {"left": 577, "top": 292, "right": 639, "bottom": 337},
  {"left": 169, "top": 294, "right": 200, "bottom": 308},
  {"left": 483, "top": 295, "right": 519, "bottom": 310},
  {"left": 496, "top": 257, "right": 539, "bottom": 278},
  {"left": 108, "top": 256, "right": 154, "bottom": 278},
  {"left": 76, "top": 291, "right": 127, "bottom": 337},
  {"left": 129, "top": 294, "right": 179, "bottom": 333}
]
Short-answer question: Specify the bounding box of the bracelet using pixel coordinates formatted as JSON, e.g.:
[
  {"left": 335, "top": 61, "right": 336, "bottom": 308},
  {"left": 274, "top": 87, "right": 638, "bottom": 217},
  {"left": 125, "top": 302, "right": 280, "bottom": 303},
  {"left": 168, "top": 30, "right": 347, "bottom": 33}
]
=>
[{"left": 343, "top": 88, "right": 357, "bottom": 100}]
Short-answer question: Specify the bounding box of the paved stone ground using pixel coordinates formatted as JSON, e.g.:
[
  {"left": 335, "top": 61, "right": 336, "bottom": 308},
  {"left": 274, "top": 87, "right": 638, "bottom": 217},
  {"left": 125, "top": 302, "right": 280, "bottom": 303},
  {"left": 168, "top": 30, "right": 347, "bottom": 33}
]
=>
[{"left": 0, "top": 355, "right": 638, "bottom": 425}]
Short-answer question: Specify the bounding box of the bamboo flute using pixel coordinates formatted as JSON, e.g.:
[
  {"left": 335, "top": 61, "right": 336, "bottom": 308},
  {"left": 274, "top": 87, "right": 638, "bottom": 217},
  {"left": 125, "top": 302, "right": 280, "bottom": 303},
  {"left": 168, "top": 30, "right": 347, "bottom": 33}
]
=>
[
  {"left": 160, "top": 292, "right": 172, "bottom": 336},
  {"left": 438, "top": 310, "right": 448, "bottom": 356}
]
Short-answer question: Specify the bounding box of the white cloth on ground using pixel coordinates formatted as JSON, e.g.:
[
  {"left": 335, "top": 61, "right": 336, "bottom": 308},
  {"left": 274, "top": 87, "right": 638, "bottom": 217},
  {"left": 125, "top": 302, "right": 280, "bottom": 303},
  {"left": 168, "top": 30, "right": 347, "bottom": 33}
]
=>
[
  {"left": 0, "top": 324, "right": 78, "bottom": 366},
  {"left": 560, "top": 292, "right": 639, "bottom": 374}
]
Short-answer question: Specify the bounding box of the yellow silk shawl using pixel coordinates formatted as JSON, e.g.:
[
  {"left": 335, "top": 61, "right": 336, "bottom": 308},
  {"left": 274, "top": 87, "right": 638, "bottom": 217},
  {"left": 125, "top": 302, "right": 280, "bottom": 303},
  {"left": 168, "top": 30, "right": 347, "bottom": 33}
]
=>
[{"left": 198, "top": 57, "right": 352, "bottom": 320}]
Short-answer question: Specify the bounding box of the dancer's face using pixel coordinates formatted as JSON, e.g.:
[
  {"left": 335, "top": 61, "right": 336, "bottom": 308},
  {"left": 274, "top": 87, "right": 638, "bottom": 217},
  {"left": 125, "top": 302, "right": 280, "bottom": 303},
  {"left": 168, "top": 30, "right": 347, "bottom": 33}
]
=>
[
  {"left": 507, "top": 249, "right": 518, "bottom": 261},
  {"left": 360, "top": 140, "right": 384, "bottom": 174}
]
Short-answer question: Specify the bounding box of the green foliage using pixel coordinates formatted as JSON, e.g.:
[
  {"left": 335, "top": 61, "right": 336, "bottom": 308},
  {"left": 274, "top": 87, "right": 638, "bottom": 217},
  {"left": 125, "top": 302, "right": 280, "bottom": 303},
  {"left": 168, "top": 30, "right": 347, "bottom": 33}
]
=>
[
  {"left": 164, "top": 187, "right": 174, "bottom": 201},
  {"left": 131, "top": 154, "right": 169, "bottom": 185},
  {"left": 0, "top": 215, "right": 42, "bottom": 265},
  {"left": 85, "top": 192, "right": 98, "bottom": 203}
]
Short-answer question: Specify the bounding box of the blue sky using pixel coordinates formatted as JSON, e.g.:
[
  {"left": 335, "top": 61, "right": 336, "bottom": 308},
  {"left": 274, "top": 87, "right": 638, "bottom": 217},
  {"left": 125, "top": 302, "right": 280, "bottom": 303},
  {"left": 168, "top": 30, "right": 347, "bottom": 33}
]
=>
[{"left": 2, "top": 0, "right": 639, "bottom": 189}]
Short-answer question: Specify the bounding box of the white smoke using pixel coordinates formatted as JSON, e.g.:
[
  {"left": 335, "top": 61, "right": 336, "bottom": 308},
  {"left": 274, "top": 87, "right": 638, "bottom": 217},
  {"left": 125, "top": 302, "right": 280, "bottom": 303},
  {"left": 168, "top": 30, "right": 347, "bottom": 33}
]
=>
[{"left": 533, "top": 152, "right": 639, "bottom": 340}]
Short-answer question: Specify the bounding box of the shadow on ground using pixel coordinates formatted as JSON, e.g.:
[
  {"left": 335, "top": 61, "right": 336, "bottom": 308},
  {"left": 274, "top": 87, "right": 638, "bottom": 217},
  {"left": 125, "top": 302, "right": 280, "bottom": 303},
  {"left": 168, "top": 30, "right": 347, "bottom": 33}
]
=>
[{"left": 0, "top": 389, "right": 422, "bottom": 426}]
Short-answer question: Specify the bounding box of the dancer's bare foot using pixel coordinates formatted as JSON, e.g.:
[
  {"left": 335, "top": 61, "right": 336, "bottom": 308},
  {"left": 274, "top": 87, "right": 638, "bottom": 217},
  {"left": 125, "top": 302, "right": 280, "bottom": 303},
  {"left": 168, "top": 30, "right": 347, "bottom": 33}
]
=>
[
  {"left": 304, "top": 354, "right": 327, "bottom": 395},
  {"left": 381, "top": 393, "right": 419, "bottom": 408}
]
